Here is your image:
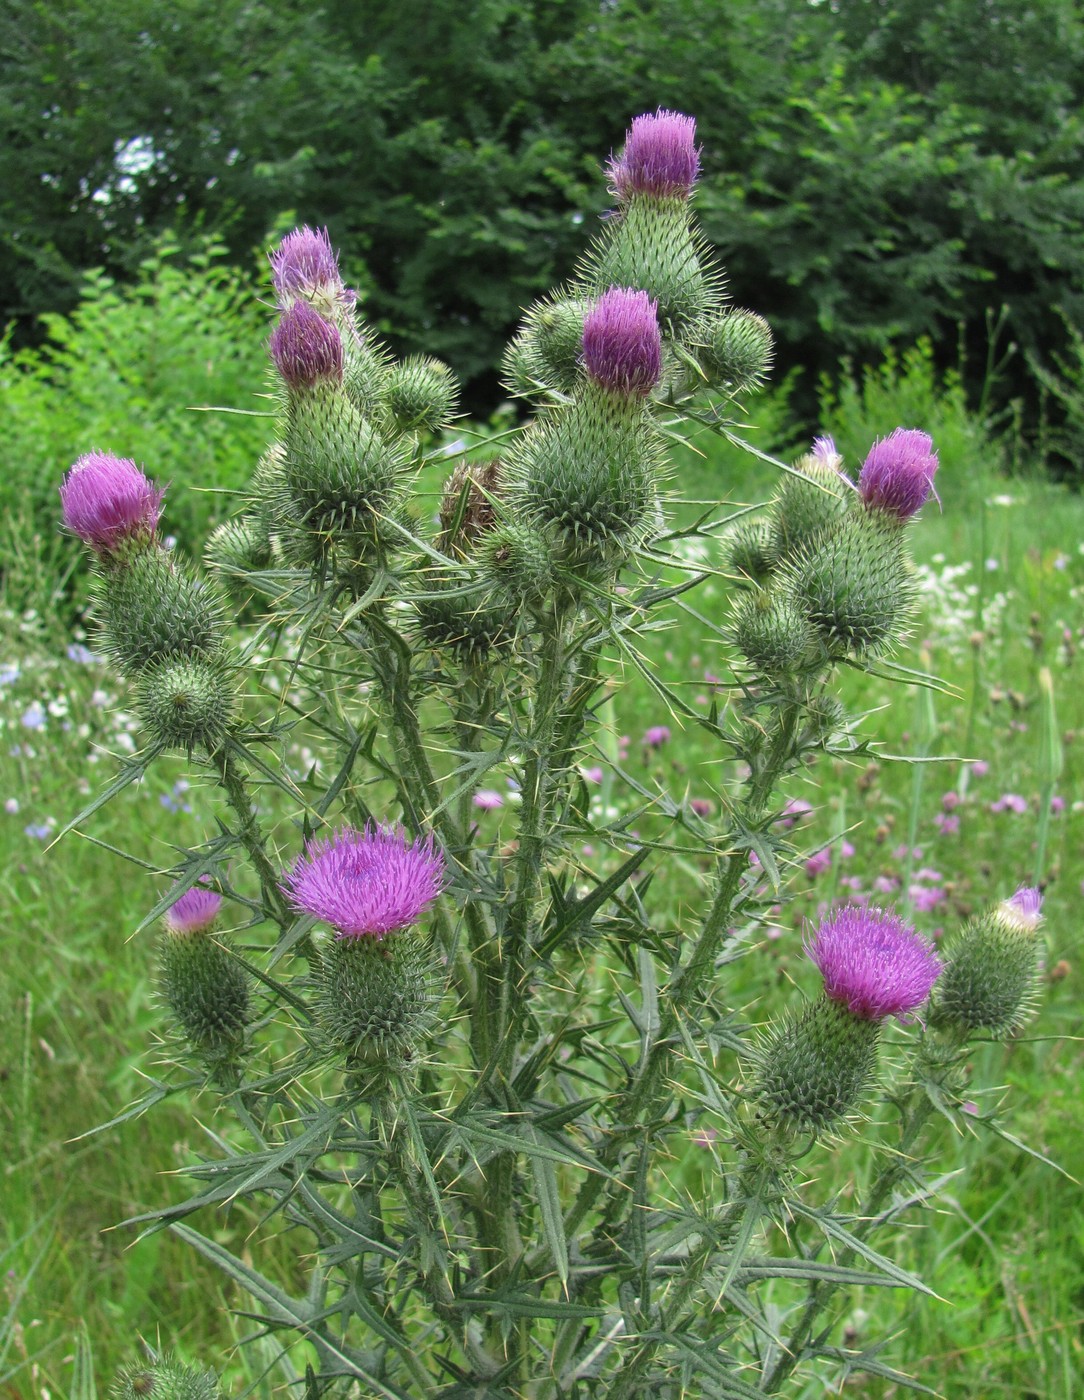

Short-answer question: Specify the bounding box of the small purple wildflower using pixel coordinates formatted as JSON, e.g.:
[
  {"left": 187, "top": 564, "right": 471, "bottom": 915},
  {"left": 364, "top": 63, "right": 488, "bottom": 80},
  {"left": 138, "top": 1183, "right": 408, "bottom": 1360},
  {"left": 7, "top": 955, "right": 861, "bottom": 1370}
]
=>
[
  {"left": 270, "top": 226, "right": 344, "bottom": 305},
  {"left": 806, "top": 905, "right": 941, "bottom": 1022},
  {"left": 805, "top": 848, "right": 832, "bottom": 878},
  {"left": 1000, "top": 885, "right": 1043, "bottom": 931},
  {"left": 580, "top": 766, "right": 604, "bottom": 785},
  {"left": 961, "top": 1100, "right": 979, "bottom": 1117},
  {"left": 778, "top": 797, "right": 814, "bottom": 828},
  {"left": 5, "top": 798, "right": 19, "bottom": 815},
  {"left": 643, "top": 724, "right": 671, "bottom": 749},
  {"left": 21, "top": 703, "right": 45, "bottom": 730},
  {"left": 909, "top": 885, "right": 946, "bottom": 914},
  {"left": 24, "top": 822, "right": 53, "bottom": 841},
  {"left": 857, "top": 428, "right": 939, "bottom": 521},
  {"left": 608, "top": 110, "right": 700, "bottom": 201},
  {"left": 282, "top": 825, "right": 444, "bottom": 939},
  {"left": 582, "top": 288, "right": 662, "bottom": 397},
  {"left": 840, "top": 840, "right": 855, "bottom": 860},
  {"left": 472, "top": 790, "right": 504, "bottom": 810},
  {"left": 971, "top": 760, "right": 989, "bottom": 778},
  {"left": 164, "top": 886, "right": 222, "bottom": 936},
  {"left": 941, "top": 790, "right": 960, "bottom": 811},
  {"left": 1050, "top": 794, "right": 1066, "bottom": 813},
  {"left": 269, "top": 301, "right": 343, "bottom": 390},
  {"left": 873, "top": 875, "right": 899, "bottom": 895},
  {"left": 990, "top": 793, "right": 1028, "bottom": 815},
  {"left": 690, "top": 797, "right": 713, "bottom": 818},
  {"left": 66, "top": 643, "right": 101, "bottom": 665},
  {"left": 934, "top": 812, "right": 960, "bottom": 836},
  {"left": 60, "top": 452, "right": 163, "bottom": 555}
]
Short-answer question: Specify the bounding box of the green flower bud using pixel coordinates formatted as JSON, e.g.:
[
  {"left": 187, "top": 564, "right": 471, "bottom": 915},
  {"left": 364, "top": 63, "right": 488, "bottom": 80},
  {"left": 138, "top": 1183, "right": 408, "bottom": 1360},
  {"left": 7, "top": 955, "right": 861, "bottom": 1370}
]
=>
[
  {"left": 98, "top": 551, "right": 228, "bottom": 676},
  {"left": 385, "top": 355, "right": 459, "bottom": 432},
  {"left": 160, "top": 898, "right": 250, "bottom": 1065},
  {"left": 507, "top": 386, "right": 662, "bottom": 564},
  {"left": 580, "top": 195, "right": 716, "bottom": 334},
  {"left": 412, "top": 574, "right": 518, "bottom": 662},
  {"left": 695, "top": 309, "right": 774, "bottom": 392},
  {"left": 113, "top": 1355, "right": 222, "bottom": 1400},
  {"left": 722, "top": 518, "right": 775, "bottom": 583},
  {"left": 784, "top": 512, "right": 915, "bottom": 660},
  {"left": 315, "top": 931, "right": 441, "bottom": 1067},
  {"left": 342, "top": 333, "right": 391, "bottom": 420},
  {"left": 476, "top": 520, "right": 555, "bottom": 606},
  {"left": 502, "top": 296, "right": 588, "bottom": 397},
  {"left": 282, "top": 385, "right": 408, "bottom": 542},
  {"left": 930, "top": 889, "right": 1044, "bottom": 1039},
  {"left": 754, "top": 998, "right": 880, "bottom": 1136},
  {"left": 205, "top": 517, "right": 271, "bottom": 580},
  {"left": 769, "top": 454, "right": 850, "bottom": 563},
  {"left": 730, "top": 588, "right": 813, "bottom": 677},
  {"left": 137, "top": 656, "right": 236, "bottom": 754}
]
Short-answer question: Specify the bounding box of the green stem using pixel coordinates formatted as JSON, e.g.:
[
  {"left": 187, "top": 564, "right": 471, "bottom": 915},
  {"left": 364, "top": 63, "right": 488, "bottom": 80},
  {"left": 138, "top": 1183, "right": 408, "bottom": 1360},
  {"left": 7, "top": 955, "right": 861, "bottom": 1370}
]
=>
[{"left": 212, "top": 747, "right": 292, "bottom": 929}]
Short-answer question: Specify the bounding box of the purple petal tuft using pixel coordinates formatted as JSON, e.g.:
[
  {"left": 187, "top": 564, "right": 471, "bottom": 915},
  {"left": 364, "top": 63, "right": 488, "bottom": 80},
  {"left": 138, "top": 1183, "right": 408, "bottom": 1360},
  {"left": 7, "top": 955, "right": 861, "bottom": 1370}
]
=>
[
  {"left": 608, "top": 110, "right": 700, "bottom": 201},
  {"left": 582, "top": 288, "right": 662, "bottom": 397},
  {"left": 270, "top": 226, "right": 343, "bottom": 303},
  {"left": 282, "top": 825, "right": 445, "bottom": 938},
  {"left": 269, "top": 301, "right": 343, "bottom": 390},
  {"left": 165, "top": 886, "right": 222, "bottom": 936},
  {"left": 858, "top": 428, "right": 939, "bottom": 520},
  {"left": 60, "top": 452, "right": 164, "bottom": 554},
  {"left": 805, "top": 905, "right": 941, "bottom": 1021}
]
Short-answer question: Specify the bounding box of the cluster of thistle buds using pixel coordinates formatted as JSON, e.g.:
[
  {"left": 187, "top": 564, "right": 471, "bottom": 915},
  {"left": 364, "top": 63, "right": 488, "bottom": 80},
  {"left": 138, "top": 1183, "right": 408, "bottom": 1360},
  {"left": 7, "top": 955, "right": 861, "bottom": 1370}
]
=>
[
  {"left": 754, "top": 886, "right": 1044, "bottom": 1140},
  {"left": 59, "top": 452, "right": 237, "bottom": 755},
  {"left": 727, "top": 429, "right": 940, "bottom": 678}
]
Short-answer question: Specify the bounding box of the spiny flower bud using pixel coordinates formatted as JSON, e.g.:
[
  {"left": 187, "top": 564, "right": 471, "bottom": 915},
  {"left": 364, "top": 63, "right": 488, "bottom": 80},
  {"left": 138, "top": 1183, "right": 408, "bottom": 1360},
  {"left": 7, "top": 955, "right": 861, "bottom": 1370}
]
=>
[
  {"left": 137, "top": 655, "right": 236, "bottom": 754},
  {"left": 582, "top": 288, "right": 663, "bottom": 397},
  {"left": 412, "top": 575, "right": 518, "bottom": 662},
  {"left": 502, "top": 297, "right": 590, "bottom": 398},
  {"left": 270, "top": 225, "right": 348, "bottom": 312},
  {"left": 858, "top": 428, "right": 939, "bottom": 521},
  {"left": 315, "top": 930, "right": 442, "bottom": 1066},
  {"left": 769, "top": 445, "right": 851, "bottom": 563},
  {"left": 784, "top": 511, "right": 915, "bottom": 660},
  {"left": 113, "top": 1355, "right": 222, "bottom": 1400},
  {"left": 205, "top": 516, "right": 272, "bottom": 581},
  {"left": 722, "top": 518, "right": 775, "bottom": 582},
  {"left": 696, "top": 310, "right": 774, "bottom": 393},
  {"left": 730, "top": 588, "right": 812, "bottom": 677},
  {"left": 385, "top": 355, "right": 459, "bottom": 432},
  {"left": 160, "top": 893, "right": 250, "bottom": 1064},
  {"left": 608, "top": 109, "right": 701, "bottom": 202},
  {"left": 476, "top": 520, "right": 555, "bottom": 606},
  {"left": 282, "top": 825, "right": 444, "bottom": 939},
  {"left": 930, "top": 887, "right": 1044, "bottom": 1038},
  {"left": 754, "top": 907, "right": 940, "bottom": 1135},
  {"left": 60, "top": 452, "right": 163, "bottom": 558},
  {"left": 98, "top": 551, "right": 228, "bottom": 675},
  {"left": 270, "top": 301, "right": 343, "bottom": 391}
]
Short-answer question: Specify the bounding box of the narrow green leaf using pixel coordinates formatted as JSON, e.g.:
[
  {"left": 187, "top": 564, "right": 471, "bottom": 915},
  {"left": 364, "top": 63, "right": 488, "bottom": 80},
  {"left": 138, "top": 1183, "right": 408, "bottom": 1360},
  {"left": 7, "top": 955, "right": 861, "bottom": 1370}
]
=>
[
  {"left": 788, "top": 1202, "right": 940, "bottom": 1297},
  {"left": 525, "top": 1126, "right": 569, "bottom": 1286}
]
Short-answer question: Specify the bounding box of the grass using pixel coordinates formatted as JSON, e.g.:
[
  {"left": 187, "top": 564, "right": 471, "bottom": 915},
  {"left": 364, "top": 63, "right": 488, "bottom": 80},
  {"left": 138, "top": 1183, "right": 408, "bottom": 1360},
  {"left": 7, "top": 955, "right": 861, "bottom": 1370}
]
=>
[{"left": 2, "top": 356, "right": 1083, "bottom": 1397}]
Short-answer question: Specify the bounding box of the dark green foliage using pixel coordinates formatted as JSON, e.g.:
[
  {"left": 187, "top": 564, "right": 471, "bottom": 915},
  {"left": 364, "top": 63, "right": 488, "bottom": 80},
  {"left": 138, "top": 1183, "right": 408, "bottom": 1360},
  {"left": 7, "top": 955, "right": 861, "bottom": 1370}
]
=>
[{"left": 754, "top": 999, "right": 881, "bottom": 1135}]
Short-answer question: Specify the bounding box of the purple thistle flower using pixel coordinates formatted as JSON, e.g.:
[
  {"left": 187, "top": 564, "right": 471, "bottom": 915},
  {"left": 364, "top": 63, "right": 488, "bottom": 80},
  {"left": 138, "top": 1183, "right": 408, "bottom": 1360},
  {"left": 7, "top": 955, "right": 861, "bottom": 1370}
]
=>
[
  {"left": 810, "top": 435, "right": 840, "bottom": 465},
  {"left": 60, "top": 452, "right": 164, "bottom": 555},
  {"left": 269, "top": 301, "right": 343, "bottom": 390},
  {"left": 282, "top": 825, "right": 444, "bottom": 939},
  {"left": 472, "top": 789, "right": 504, "bottom": 810},
  {"left": 1000, "top": 885, "right": 1043, "bottom": 931},
  {"left": 608, "top": 109, "right": 700, "bottom": 201},
  {"left": 270, "top": 225, "right": 344, "bottom": 304},
  {"left": 643, "top": 723, "right": 671, "bottom": 749},
  {"left": 857, "top": 428, "right": 939, "bottom": 520},
  {"left": 805, "top": 905, "right": 941, "bottom": 1022},
  {"left": 164, "top": 886, "right": 222, "bottom": 936},
  {"left": 582, "top": 288, "right": 662, "bottom": 397}
]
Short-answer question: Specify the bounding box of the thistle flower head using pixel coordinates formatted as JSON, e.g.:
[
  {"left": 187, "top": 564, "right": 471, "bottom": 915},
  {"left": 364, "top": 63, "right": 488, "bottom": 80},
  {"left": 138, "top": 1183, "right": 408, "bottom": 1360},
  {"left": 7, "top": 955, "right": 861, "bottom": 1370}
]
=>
[
  {"left": 805, "top": 905, "right": 941, "bottom": 1022},
  {"left": 282, "top": 825, "right": 444, "bottom": 938},
  {"left": 582, "top": 288, "right": 662, "bottom": 397},
  {"left": 810, "top": 435, "right": 845, "bottom": 474},
  {"left": 60, "top": 452, "right": 163, "bottom": 555},
  {"left": 164, "top": 886, "right": 222, "bottom": 936},
  {"left": 999, "top": 885, "right": 1044, "bottom": 932},
  {"left": 608, "top": 109, "right": 700, "bottom": 201},
  {"left": 270, "top": 225, "right": 345, "bottom": 305},
  {"left": 269, "top": 300, "right": 343, "bottom": 390},
  {"left": 858, "top": 428, "right": 939, "bottom": 520}
]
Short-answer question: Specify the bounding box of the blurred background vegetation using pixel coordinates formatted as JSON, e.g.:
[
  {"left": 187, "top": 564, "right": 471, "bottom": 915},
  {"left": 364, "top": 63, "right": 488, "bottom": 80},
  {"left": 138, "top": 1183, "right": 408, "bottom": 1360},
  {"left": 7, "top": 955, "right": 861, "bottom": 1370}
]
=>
[{"left": 2, "top": 0, "right": 1084, "bottom": 458}]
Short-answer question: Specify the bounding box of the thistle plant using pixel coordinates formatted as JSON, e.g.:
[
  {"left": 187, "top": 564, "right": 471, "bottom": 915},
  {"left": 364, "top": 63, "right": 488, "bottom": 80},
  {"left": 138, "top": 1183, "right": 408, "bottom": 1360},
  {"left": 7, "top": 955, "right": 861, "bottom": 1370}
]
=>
[{"left": 61, "top": 110, "right": 1056, "bottom": 1396}]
